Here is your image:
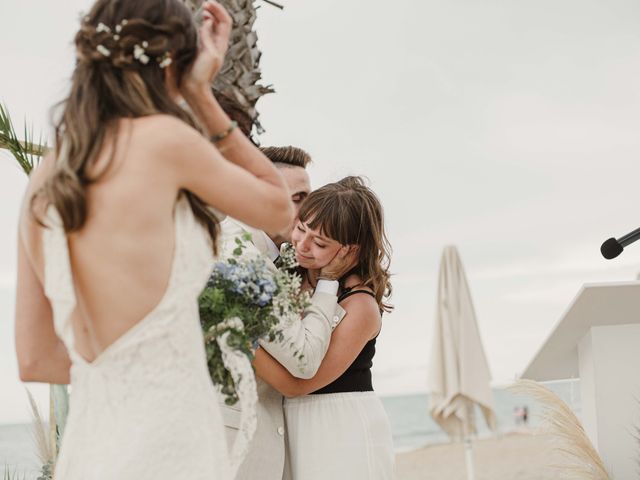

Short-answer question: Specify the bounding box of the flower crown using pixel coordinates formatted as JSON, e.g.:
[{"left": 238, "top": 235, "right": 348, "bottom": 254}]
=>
[{"left": 82, "top": 18, "right": 173, "bottom": 69}]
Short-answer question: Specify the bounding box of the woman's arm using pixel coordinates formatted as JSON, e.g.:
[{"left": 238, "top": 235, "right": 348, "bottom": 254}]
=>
[
  {"left": 15, "top": 159, "right": 71, "bottom": 384},
  {"left": 258, "top": 288, "right": 339, "bottom": 379},
  {"left": 253, "top": 293, "right": 381, "bottom": 397},
  {"left": 154, "top": 116, "right": 293, "bottom": 234},
  {"left": 169, "top": 1, "right": 293, "bottom": 233},
  {"left": 257, "top": 249, "right": 358, "bottom": 379}
]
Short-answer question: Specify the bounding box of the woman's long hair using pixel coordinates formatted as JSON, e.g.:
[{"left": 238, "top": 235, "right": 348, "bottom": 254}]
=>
[
  {"left": 298, "top": 176, "right": 393, "bottom": 312},
  {"left": 33, "top": 0, "right": 219, "bottom": 251}
]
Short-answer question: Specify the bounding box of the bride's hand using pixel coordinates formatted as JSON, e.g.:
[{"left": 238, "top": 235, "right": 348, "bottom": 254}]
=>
[
  {"left": 319, "top": 247, "right": 359, "bottom": 281},
  {"left": 182, "top": 1, "right": 232, "bottom": 98}
]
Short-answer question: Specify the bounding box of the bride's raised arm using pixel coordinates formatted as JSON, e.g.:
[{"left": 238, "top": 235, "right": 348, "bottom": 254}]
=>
[{"left": 168, "top": 1, "right": 293, "bottom": 232}]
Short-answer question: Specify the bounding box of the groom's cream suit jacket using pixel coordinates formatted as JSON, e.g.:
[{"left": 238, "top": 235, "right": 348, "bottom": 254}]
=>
[{"left": 218, "top": 218, "right": 345, "bottom": 480}]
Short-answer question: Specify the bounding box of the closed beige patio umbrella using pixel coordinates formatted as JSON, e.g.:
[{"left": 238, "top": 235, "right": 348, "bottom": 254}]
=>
[{"left": 427, "top": 246, "right": 497, "bottom": 480}]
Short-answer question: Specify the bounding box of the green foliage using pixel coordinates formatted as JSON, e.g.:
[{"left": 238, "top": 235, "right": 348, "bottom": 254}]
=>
[
  {"left": 1, "top": 462, "right": 51, "bottom": 480},
  {"left": 50, "top": 385, "right": 68, "bottom": 454},
  {"left": 0, "top": 103, "right": 46, "bottom": 175},
  {"left": 199, "top": 239, "right": 308, "bottom": 405},
  {"left": 36, "top": 462, "right": 53, "bottom": 480},
  {"left": 199, "top": 280, "right": 283, "bottom": 405}
]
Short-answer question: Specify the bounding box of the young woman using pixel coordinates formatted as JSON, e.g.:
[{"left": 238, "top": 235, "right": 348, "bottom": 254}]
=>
[
  {"left": 254, "top": 176, "right": 395, "bottom": 479},
  {"left": 14, "top": 1, "right": 293, "bottom": 479}
]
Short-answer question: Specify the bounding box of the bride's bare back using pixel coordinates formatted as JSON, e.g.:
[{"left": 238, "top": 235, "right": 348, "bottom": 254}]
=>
[
  {"left": 18, "top": 113, "right": 292, "bottom": 375},
  {"left": 63, "top": 117, "right": 190, "bottom": 362}
]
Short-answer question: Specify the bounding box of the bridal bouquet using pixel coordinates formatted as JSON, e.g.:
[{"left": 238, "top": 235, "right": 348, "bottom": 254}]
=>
[
  {"left": 199, "top": 235, "right": 308, "bottom": 473},
  {"left": 199, "top": 234, "right": 309, "bottom": 405}
]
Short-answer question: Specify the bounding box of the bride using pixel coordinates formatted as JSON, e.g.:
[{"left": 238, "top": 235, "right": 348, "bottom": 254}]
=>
[{"left": 14, "top": 1, "right": 292, "bottom": 479}]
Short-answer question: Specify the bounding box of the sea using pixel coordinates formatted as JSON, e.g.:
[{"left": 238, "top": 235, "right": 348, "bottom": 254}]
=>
[{"left": 1, "top": 380, "right": 579, "bottom": 478}]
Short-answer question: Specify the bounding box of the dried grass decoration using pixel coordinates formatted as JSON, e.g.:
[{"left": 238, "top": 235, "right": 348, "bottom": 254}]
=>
[{"left": 511, "top": 379, "right": 612, "bottom": 480}]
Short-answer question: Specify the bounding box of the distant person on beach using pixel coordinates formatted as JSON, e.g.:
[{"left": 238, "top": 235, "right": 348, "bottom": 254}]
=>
[
  {"left": 218, "top": 146, "right": 350, "bottom": 480},
  {"left": 514, "top": 405, "right": 529, "bottom": 427},
  {"left": 14, "top": 1, "right": 292, "bottom": 478},
  {"left": 254, "top": 177, "right": 396, "bottom": 479},
  {"left": 514, "top": 406, "right": 522, "bottom": 425}
]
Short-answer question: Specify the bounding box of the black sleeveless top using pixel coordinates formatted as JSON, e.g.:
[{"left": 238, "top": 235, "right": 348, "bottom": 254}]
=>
[{"left": 310, "top": 287, "right": 379, "bottom": 395}]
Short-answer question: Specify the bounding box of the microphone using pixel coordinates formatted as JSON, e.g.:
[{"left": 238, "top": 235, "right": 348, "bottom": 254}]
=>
[{"left": 601, "top": 227, "right": 640, "bottom": 259}]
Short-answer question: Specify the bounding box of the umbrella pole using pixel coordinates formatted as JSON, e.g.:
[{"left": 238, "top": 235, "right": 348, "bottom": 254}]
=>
[{"left": 464, "top": 437, "right": 476, "bottom": 480}]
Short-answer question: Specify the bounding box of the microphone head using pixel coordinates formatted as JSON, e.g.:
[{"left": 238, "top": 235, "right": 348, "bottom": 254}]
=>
[{"left": 601, "top": 237, "right": 623, "bottom": 259}]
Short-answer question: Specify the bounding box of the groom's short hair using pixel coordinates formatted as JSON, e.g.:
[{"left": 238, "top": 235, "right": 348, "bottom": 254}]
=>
[{"left": 260, "top": 146, "right": 312, "bottom": 169}]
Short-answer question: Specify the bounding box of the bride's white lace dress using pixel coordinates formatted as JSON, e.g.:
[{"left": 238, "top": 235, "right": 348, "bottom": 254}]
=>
[{"left": 44, "top": 196, "right": 230, "bottom": 480}]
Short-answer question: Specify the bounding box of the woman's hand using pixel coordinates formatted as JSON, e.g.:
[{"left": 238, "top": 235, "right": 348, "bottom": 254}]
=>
[
  {"left": 319, "top": 246, "right": 359, "bottom": 281},
  {"left": 182, "top": 1, "right": 232, "bottom": 99}
]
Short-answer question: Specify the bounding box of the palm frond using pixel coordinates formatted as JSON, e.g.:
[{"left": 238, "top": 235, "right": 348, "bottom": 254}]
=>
[
  {"left": 0, "top": 103, "right": 47, "bottom": 175},
  {"left": 3, "top": 468, "right": 27, "bottom": 480},
  {"left": 183, "top": 0, "right": 278, "bottom": 137},
  {"left": 511, "top": 379, "right": 611, "bottom": 480},
  {"left": 635, "top": 419, "right": 640, "bottom": 471},
  {"left": 261, "top": 0, "right": 283, "bottom": 8},
  {"left": 25, "top": 389, "right": 54, "bottom": 467}
]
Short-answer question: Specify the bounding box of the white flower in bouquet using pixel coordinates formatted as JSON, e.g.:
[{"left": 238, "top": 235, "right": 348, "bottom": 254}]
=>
[{"left": 199, "top": 234, "right": 309, "bottom": 405}]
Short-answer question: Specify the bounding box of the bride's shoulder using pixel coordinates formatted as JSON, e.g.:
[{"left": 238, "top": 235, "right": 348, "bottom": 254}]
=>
[
  {"left": 131, "top": 114, "right": 198, "bottom": 145},
  {"left": 127, "top": 115, "right": 208, "bottom": 174}
]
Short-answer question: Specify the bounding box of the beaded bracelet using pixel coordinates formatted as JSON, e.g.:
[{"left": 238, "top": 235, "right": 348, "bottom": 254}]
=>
[{"left": 210, "top": 121, "right": 238, "bottom": 143}]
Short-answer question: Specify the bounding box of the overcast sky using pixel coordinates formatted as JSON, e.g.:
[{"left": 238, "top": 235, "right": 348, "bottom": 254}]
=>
[{"left": 2, "top": 0, "right": 640, "bottom": 424}]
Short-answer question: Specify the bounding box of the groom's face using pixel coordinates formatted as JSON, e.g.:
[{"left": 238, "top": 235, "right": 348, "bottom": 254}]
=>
[
  {"left": 278, "top": 165, "right": 311, "bottom": 216},
  {"left": 276, "top": 165, "right": 311, "bottom": 242}
]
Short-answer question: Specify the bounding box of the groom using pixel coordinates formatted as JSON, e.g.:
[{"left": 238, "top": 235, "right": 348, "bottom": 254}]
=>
[{"left": 218, "top": 146, "right": 345, "bottom": 480}]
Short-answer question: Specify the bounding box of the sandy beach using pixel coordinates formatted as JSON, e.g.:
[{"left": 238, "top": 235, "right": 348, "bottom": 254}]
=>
[{"left": 396, "top": 431, "right": 568, "bottom": 480}]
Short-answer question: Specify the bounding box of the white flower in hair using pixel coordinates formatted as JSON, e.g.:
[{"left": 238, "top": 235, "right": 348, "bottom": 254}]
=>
[
  {"left": 96, "top": 22, "right": 111, "bottom": 33},
  {"left": 133, "top": 44, "right": 150, "bottom": 65},
  {"left": 96, "top": 45, "right": 111, "bottom": 57},
  {"left": 158, "top": 53, "right": 172, "bottom": 69}
]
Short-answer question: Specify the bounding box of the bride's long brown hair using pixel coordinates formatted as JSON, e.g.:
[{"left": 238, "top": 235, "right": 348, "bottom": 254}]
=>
[
  {"left": 298, "top": 176, "right": 393, "bottom": 312},
  {"left": 32, "top": 0, "right": 219, "bottom": 251}
]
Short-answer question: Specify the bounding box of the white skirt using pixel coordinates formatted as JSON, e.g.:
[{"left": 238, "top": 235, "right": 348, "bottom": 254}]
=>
[{"left": 284, "top": 392, "right": 395, "bottom": 480}]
